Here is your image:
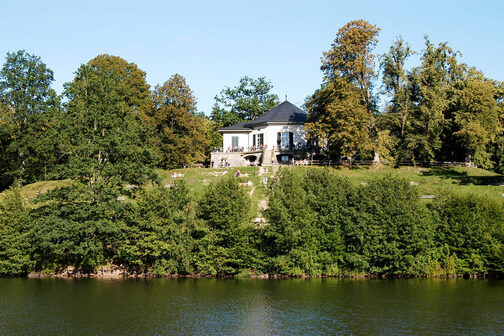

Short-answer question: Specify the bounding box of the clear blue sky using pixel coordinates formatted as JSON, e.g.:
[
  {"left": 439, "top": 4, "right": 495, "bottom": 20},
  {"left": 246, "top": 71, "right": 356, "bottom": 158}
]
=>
[{"left": 2, "top": 0, "right": 503, "bottom": 114}]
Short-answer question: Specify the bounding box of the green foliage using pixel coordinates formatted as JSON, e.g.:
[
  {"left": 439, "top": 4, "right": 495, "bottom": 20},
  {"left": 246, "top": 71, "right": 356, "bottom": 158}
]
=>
[
  {"left": 196, "top": 177, "right": 260, "bottom": 275},
  {"left": 118, "top": 181, "right": 194, "bottom": 275},
  {"left": 265, "top": 169, "right": 353, "bottom": 276},
  {"left": 450, "top": 74, "right": 501, "bottom": 168},
  {"left": 405, "top": 39, "right": 464, "bottom": 163},
  {"left": 29, "top": 183, "right": 127, "bottom": 272},
  {"left": 321, "top": 19, "right": 380, "bottom": 109},
  {"left": 307, "top": 20, "right": 379, "bottom": 160},
  {"left": 0, "top": 50, "right": 61, "bottom": 189},
  {"left": 263, "top": 168, "right": 504, "bottom": 277},
  {"left": 148, "top": 74, "right": 208, "bottom": 168},
  {"left": 431, "top": 193, "right": 504, "bottom": 275},
  {"left": 305, "top": 79, "right": 373, "bottom": 160},
  {"left": 379, "top": 37, "right": 415, "bottom": 163},
  {"left": 0, "top": 188, "right": 32, "bottom": 275},
  {"left": 0, "top": 166, "right": 504, "bottom": 278},
  {"left": 346, "top": 176, "right": 434, "bottom": 275},
  {"left": 211, "top": 76, "right": 279, "bottom": 127},
  {"left": 63, "top": 54, "right": 156, "bottom": 186}
]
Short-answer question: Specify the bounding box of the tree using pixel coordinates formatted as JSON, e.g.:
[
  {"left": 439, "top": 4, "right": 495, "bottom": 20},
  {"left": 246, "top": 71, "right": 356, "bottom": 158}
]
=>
[
  {"left": 265, "top": 168, "right": 351, "bottom": 276},
  {"left": 451, "top": 74, "right": 501, "bottom": 167},
  {"left": 118, "top": 181, "right": 195, "bottom": 275},
  {"left": 201, "top": 115, "right": 222, "bottom": 159},
  {"left": 345, "top": 176, "right": 434, "bottom": 275},
  {"left": 196, "top": 177, "right": 258, "bottom": 275},
  {"left": 0, "top": 50, "right": 60, "bottom": 188},
  {"left": 0, "top": 187, "right": 32, "bottom": 275},
  {"left": 404, "top": 38, "right": 463, "bottom": 164},
  {"left": 63, "top": 54, "right": 155, "bottom": 186},
  {"left": 211, "top": 76, "right": 279, "bottom": 127},
  {"left": 148, "top": 74, "right": 208, "bottom": 168},
  {"left": 29, "top": 183, "right": 127, "bottom": 273},
  {"left": 305, "top": 79, "right": 373, "bottom": 160},
  {"left": 431, "top": 193, "right": 504, "bottom": 275},
  {"left": 306, "top": 20, "right": 380, "bottom": 160},
  {"left": 321, "top": 20, "right": 381, "bottom": 109},
  {"left": 379, "top": 37, "right": 415, "bottom": 162}
]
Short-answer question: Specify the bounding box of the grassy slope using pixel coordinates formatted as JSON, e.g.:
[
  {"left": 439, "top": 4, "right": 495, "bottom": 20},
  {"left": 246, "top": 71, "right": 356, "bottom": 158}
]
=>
[
  {"left": 330, "top": 165, "right": 504, "bottom": 199},
  {"left": 4, "top": 165, "right": 504, "bottom": 214},
  {"left": 157, "top": 166, "right": 272, "bottom": 218}
]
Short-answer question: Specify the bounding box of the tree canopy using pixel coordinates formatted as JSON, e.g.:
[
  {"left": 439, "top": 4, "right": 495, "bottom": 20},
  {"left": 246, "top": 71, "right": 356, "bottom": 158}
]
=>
[
  {"left": 306, "top": 20, "right": 379, "bottom": 160},
  {"left": 63, "top": 54, "right": 155, "bottom": 186},
  {"left": 211, "top": 76, "right": 279, "bottom": 127},
  {"left": 0, "top": 50, "right": 60, "bottom": 187},
  {"left": 148, "top": 74, "right": 208, "bottom": 168}
]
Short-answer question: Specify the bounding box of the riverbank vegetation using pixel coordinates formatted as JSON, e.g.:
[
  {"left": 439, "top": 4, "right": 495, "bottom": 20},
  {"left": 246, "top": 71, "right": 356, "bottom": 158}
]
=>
[{"left": 1, "top": 166, "right": 503, "bottom": 278}]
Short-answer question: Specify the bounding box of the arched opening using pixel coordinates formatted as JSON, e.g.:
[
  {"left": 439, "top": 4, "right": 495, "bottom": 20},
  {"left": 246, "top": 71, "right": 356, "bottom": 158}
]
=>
[{"left": 243, "top": 155, "right": 259, "bottom": 166}]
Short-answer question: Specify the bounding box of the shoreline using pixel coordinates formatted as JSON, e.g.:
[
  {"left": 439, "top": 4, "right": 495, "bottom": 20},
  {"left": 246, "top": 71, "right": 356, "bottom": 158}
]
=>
[{"left": 23, "top": 271, "right": 501, "bottom": 280}]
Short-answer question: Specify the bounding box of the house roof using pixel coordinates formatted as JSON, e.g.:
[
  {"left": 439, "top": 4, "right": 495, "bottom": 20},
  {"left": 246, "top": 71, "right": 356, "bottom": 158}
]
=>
[
  {"left": 247, "top": 101, "right": 307, "bottom": 126},
  {"left": 218, "top": 122, "right": 252, "bottom": 132},
  {"left": 218, "top": 101, "right": 307, "bottom": 133}
]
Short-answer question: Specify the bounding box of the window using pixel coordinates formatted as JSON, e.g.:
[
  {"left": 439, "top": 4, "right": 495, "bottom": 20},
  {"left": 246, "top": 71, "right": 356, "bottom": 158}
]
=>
[
  {"left": 278, "top": 132, "right": 293, "bottom": 149},
  {"left": 257, "top": 133, "right": 264, "bottom": 146},
  {"left": 232, "top": 136, "right": 239, "bottom": 148}
]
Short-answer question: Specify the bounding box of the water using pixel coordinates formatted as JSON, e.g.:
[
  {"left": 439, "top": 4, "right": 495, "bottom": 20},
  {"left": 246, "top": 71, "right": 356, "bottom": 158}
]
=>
[{"left": 0, "top": 278, "right": 503, "bottom": 335}]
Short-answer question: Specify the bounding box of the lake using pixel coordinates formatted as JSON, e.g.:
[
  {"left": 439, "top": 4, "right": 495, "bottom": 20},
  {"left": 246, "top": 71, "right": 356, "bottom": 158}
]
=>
[{"left": 0, "top": 278, "right": 503, "bottom": 335}]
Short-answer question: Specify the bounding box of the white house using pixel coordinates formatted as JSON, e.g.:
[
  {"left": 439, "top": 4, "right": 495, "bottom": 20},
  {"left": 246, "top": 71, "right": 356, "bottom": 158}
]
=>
[{"left": 210, "top": 101, "right": 309, "bottom": 167}]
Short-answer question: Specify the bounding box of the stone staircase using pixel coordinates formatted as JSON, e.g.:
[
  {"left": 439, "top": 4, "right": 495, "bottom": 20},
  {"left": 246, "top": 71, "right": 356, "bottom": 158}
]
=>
[{"left": 261, "top": 149, "right": 278, "bottom": 166}]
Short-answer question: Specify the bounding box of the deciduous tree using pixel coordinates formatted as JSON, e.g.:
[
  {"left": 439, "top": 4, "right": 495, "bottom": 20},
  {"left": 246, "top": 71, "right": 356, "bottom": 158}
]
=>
[
  {"left": 306, "top": 20, "right": 379, "bottom": 160},
  {"left": 211, "top": 76, "right": 279, "bottom": 127},
  {"left": 63, "top": 54, "right": 155, "bottom": 186},
  {"left": 148, "top": 74, "right": 208, "bottom": 168},
  {"left": 379, "top": 37, "right": 415, "bottom": 162},
  {"left": 451, "top": 74, "right": 501, "bottom": 167},
  {"left": 404, "top": 38, "right": 463, "bottom": 163},
  {"left": 0, "top": 50, "right": 60, "bottom": 188}
]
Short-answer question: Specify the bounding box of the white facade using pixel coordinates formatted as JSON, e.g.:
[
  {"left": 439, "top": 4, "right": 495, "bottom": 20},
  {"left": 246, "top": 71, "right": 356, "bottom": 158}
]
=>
[
  {"left": 222, "top": 131, "right": 250, "bottom": 151},
  {"left": 222, "top": 124, "right": 307, "bottom": 151}
]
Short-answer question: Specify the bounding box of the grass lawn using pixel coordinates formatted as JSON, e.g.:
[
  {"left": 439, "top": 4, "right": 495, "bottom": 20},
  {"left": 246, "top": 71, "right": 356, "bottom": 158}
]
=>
[
  {"left": 157, "top": 166, "right": 273, "bottom": 217},
  {"left": 4, "top": 165, "right": 504, "bottom": 214},
  {"left": 329, "top": 165, "right": 504, "bottom": 200}
]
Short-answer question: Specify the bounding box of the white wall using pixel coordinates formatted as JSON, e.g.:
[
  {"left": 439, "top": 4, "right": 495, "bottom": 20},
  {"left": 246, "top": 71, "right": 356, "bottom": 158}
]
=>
[
  {"left": 222, "top": 132, "right": 250, "bottom": 151},
  {"left": 221, "top": 124, "right": 307, "bottom": 151},
  {"left": 249, "top": 124, "right": 307, "bottom": 149}
]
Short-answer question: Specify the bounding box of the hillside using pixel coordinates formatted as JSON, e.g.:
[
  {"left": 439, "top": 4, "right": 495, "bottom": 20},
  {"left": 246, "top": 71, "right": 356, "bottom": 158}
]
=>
[{"left": 5, "top": 165, "right": 504, "bottom": 207}]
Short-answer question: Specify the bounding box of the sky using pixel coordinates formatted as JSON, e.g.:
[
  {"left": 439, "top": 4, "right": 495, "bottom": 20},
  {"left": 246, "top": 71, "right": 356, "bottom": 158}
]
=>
[{"left": 1, "top": 0, "right": 503, "bottom": 114}]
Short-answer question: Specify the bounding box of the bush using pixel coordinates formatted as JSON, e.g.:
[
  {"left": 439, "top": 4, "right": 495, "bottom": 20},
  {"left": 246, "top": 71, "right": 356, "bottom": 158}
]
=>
[
  {"left": 118, "top": 180, "right": 195, "bottom": 275},
  {"left": 0, "top": 188, "right": 32, "bottom": 276},
  {"left": 345, "top": 175, "right": 435, "bottom": 275},
  {"left": 29, "top": 183, "right": 126, "bottom": 273},
  {"left": 431, "top": 193, "right": 504, "bottom": 275},
  {"left": 196, "top": 177, "right": 258, "bottom": 276}
]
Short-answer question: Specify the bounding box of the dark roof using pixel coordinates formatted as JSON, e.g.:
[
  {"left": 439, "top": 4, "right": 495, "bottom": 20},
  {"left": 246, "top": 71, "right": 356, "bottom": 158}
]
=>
[
  {"left": 219, "top": 122, "right": 252, "bottom": 132},
  {"left": 247, "top": 101, "right": 307, "bottom": 126},
  {"left": 218, "top": 101, "right": 307, "bottom": 133}
]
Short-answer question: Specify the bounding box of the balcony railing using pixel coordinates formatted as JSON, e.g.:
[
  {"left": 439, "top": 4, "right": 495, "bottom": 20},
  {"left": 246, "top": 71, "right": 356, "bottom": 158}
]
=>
[
  {"left": 211, "top": 146, "right": 266, "bottom": 153},
  {"left": 211, "top": 144, "right": 313, "bottom": 153}
]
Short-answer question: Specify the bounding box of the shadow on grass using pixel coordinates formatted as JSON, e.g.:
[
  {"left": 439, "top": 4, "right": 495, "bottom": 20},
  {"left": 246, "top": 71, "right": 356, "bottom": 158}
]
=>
[{"left": 421, "top": 167, "right": 504, "bottom": 186}]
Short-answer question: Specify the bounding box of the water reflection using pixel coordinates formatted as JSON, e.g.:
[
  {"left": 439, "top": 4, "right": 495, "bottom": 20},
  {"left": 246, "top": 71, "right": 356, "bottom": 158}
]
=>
[{"left": 0, "top": 278, "right": 503, "bottom": 335}]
